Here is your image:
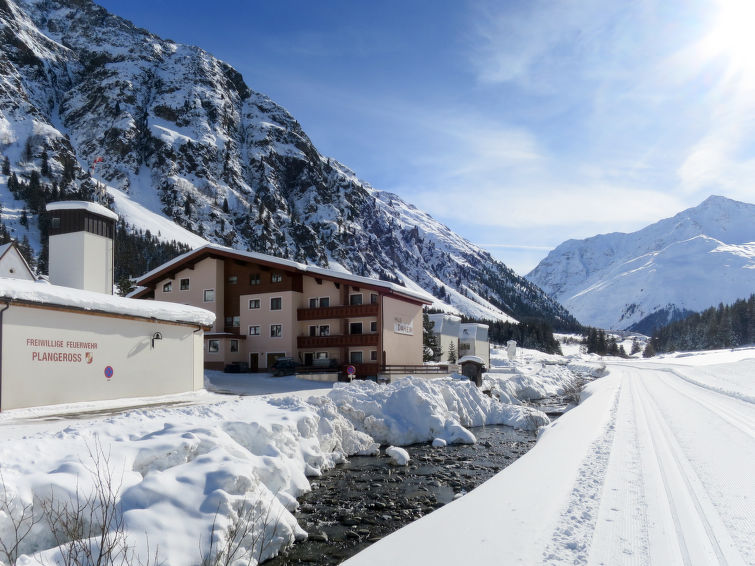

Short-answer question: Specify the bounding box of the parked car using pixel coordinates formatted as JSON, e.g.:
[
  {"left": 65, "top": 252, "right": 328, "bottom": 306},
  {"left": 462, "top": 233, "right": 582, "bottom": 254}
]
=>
[{"left": 271, "top": 357, "right": 300, "bottom": 376}]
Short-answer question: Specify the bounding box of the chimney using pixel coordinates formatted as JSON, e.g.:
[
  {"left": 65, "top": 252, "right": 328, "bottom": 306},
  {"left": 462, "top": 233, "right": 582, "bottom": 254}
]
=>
[{"left": 46, "top": 201, "right": 118, "bottom": 294}]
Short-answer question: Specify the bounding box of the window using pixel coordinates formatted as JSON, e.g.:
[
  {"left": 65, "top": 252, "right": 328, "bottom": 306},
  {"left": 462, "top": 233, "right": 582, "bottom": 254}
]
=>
[
  {"left": 350, "top": 294, "right": 363, "bottom": 306},
  {"left": 249, "top": 298, "right": 260, "bottom": 309},
  {"left": 51, "top": 217, "right": 60, "bottom": 229},
  {"left": 250, "top": 274, "right": 260, "bottom": 285},
  {"left": 227, "top": 275, "right": 238, "bottom": 284},
  {"left": 270, "top": 297, "right": 282, "bottom": 310},
  {"left": 371, "top": 293, "right": 378, "bottom": 304},
  {"left": 350, "top": 322, "right": 363, "bottom": 335},
  {"left": 350, "top": 351, "right": 363, "bottom": 364},
  {"left": 162, "top": 281, "right": 172, "bottom": 292},
  {"left": 316, "top": 352, "right": 328, "bottom": 359},
  {"left": 203, "top": 289, "right": 215, "bottom": 302},
  {"left": 309, "top": 298, "right": 318, "bottom": 308},
  {"left": 319, "top": 325, "right": 330, "bottom": 336},
  {"left": 319, "top": 297, "right": 330, "bottom": 307},
  {"left": 370, "top": 350, "right": 378, "bottom": 361},
  {"left": 224, "top": 316, "right": 240, "bottom": 327},
  {"left": 180, "top": 278, "right": 190, "bottom": 290},
  {"left": 309, "top": 325, "right": 317, "bottom": 337},
  {"left": 370, "top": 321, "right": 377, "bottom": 332},
  {"left": 271, "top": 273, "right": 282, "bottom": 283},
  {"left": 249, "top": 326, "right": 260, "bottom": 336},
  {"left": 230, "top": 340, "right": 239, "bottom": 353},
  {"left": 208, "top": 340, "right": 219, "bottom": 353},
  {"left": 270, "top": 324, "right": 282, "bottom": 337}
]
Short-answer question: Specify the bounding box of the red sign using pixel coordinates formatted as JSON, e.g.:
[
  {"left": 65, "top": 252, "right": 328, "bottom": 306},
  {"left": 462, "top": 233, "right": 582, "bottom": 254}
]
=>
[{"left": 346, "top": 365, "right": 356, "bottom": 375}]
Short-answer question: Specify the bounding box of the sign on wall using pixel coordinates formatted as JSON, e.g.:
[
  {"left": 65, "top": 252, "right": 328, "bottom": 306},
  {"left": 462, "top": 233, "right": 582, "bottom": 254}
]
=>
[
  {"left": 25, "top": 337, "right": 110, "bottom": 377},
  {"left": 393, "top": 317, "right": 414, "bottom": 335}
]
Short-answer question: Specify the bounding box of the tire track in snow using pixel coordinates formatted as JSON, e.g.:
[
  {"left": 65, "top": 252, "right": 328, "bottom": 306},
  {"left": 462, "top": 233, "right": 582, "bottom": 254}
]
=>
[
  {"left": 541, "top": 388, "right": 621, "bottom": 565},
  {"left": 633, "top": 376, "right": 747, "bottom": 566}
]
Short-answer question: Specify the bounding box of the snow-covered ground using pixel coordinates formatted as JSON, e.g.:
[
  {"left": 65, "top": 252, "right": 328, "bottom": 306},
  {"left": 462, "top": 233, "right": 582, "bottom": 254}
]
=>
[
  {"left": 0, "top": 354, "right": 571, "bottom": 565},
  {"left": 3, "top": 346, "right": 750, "bottom": 565},
  {"left": 345, "top": 347, "right": 755, "bottom": 566}
]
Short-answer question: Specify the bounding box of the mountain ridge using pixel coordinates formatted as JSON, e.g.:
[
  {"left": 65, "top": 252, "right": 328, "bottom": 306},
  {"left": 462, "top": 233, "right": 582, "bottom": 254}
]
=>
[
  {"left": 0, "top": 0, "right": 579, "bottom": 328},
  {"left": 527, "top": 195, "right": 755, "bottom": 331}
]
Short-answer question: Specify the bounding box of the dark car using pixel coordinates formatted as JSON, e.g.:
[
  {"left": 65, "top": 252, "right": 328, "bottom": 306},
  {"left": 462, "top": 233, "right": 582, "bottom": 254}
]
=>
[{"left": 271, "top": 357, "right": 300, "bottom": 376}]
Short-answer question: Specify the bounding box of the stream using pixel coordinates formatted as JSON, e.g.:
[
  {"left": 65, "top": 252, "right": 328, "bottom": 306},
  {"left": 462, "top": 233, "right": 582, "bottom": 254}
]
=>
[{"left": 267, "top": 393, "right": 569, "bottom": 566}]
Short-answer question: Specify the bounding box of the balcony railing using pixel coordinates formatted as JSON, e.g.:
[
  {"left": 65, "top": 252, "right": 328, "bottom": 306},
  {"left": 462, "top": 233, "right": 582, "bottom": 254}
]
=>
[
  {"left": 297, "top": 333, "right": 379, "bottom": 348},
  {"left": 297, "top": 303, "right": 379, "bottom": 321}
]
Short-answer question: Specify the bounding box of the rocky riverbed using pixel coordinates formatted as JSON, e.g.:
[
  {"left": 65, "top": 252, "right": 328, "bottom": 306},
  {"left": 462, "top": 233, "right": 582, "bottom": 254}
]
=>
[{"left": 266, "top": 424, "right": 539, "bottom": 565}]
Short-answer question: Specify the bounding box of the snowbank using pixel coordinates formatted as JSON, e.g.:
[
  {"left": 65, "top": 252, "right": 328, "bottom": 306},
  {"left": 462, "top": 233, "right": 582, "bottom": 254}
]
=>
[
  {"left": 385, "top": 446, "right": 410, "bottom": 465},
  {"left": 328, "top": 377, "right": 548, "bottom": 446},
  {"left": 0, "top": 368, "right": 555, "bottom": 565}
]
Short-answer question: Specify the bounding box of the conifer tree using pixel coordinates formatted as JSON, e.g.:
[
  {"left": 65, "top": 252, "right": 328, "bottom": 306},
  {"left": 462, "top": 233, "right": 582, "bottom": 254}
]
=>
[
  {"left": 447, "top": 340, "right": 457, "bottom": 363},
  {"left": 2, "top": 155, "right": 9, "bottom": 175},
  {"left": 422, "top": 311, "right": 441, "bottom": 362},
  {"left": 643, "top": 341, "right": 656, "bottom": 358}
]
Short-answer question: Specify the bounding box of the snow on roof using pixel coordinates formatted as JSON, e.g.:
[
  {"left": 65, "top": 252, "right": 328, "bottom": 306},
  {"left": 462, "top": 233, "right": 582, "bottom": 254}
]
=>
[
  {"left": 0, "top": 278, "right": 215, "bottom": 326},
  {"left": 458, "top": 355, "right": 485, "bottom": 365},
  {"left": 136, "top": 243, "right": 433, "bottom": 304},
  {"left": 0, "top": 243, "right": 11, "bottom": 257},
  {"left": 46, "top": 200, "right": 120, "bottom": 221}
]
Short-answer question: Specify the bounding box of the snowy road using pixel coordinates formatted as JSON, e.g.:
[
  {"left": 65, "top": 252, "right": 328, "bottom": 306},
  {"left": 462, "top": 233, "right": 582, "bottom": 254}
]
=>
[
  {"left": 345, "top": 353, "right": 755, "bottom": 566},
  {"left": 585, "top": 363, "right": 752, "bottom": 566}
]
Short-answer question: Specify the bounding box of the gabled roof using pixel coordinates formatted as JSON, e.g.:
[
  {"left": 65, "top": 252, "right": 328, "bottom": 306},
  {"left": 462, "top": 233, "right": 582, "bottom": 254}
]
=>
[
  {"left": 0, "top": 278, "right": 215, "bottom": 327},
  {"left": 134, "top": 244, "right": 433, "bottom": 304},
  {"left": 0, "top": 241, "right": 36, "bottom": 280}
]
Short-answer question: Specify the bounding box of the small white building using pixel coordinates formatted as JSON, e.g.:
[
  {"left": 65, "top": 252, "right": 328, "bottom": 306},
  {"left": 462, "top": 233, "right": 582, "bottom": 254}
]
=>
[
  {"left": 427, "top": 313, "right": 461, "bottom": 362},
  {"left": 0, "top": 201, "right": 213, "bottom": 411},
  {"left": 47, "top": 201, "right": 118, "bottom": 294},
  {"left": 459, "top": 323, "right": 490, "bottom": 367},
  {"left": 0, "top": 242, "right": 35, "bottom": 281}
]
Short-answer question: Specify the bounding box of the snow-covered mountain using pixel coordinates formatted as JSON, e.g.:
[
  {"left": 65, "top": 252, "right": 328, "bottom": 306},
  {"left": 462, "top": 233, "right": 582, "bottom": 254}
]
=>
[
  {"left": 0, "top": 0, "right": 578, "bottom": 327},
  {"left": 527, "top": 196, "right": 755, "bottom": 332}
]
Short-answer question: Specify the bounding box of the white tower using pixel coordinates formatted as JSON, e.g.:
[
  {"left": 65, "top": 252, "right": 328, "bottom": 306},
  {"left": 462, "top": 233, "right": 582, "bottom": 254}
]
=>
[{"left": 46, "top": 201, "right": 118, "bottom": 294}]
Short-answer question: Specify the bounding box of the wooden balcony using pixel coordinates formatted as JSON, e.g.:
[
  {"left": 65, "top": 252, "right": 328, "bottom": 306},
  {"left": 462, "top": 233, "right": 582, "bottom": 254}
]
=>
[
  {"left": 297, "top": 333, "right": 379, "bottom": 348},
  {"left": 297, "top": 303, "right": 379, "bottom": 321}
]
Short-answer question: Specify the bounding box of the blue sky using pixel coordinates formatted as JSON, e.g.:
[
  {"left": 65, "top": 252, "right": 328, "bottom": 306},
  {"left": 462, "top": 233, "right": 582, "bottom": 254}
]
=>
[{"left": 98, "top": 0, "right": 755, "bottom": 274}]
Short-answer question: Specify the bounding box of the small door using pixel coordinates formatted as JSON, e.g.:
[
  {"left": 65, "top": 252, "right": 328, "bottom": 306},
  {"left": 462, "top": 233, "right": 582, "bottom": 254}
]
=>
[
  {"left": 249, "top": 353, "right": 259, "bottom": 372},
  {"left": 304, "top": 353, "right": 314, "bottom": 366}
]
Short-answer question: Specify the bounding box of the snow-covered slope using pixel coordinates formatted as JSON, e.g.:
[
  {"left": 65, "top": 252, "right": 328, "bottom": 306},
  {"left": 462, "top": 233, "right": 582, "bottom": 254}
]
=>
[
  {"left": 0, "top": 0, "right": 576, "bottom": 327},
  {"left": 527, "top": 196, "right": 755, "bottom": 331}
]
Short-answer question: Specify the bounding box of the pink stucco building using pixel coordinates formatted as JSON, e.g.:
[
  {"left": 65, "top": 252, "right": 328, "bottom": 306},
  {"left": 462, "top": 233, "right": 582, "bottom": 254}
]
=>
[{"left": 131, "top": 245, "right": 431, "bottom": 377}]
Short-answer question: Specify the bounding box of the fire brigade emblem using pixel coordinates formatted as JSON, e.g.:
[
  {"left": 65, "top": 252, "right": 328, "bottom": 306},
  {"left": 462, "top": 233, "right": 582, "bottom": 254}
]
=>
[{"left": 85, "top": 352, "right": 93, "bottom": 364}]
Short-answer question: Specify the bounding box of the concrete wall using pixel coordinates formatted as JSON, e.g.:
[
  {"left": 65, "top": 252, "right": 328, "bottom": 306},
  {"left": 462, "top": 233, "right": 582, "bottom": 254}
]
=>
[
  {"left": 1, "top": 304, "right": 204, "bottom": 411},
  {"left": 381, "top": 296, "right": 422, "bottom": 365},
  {"left": 0, "top": 247, "right": 34, "bottom": 280},
  {"left": 459, "top": 324, "right": 490, "bottom": 367},
  {"left": 49, "top": 232, "right": 113, "bottom": 294},
  {"left": 154, "top": 257, "right": 223, "bottom": 332},
  {"left": 240, "top": 290, "right": 297, "bottom": 368},
  {"left": 300, "top": 277, "right": 341, "bottom": 308}
]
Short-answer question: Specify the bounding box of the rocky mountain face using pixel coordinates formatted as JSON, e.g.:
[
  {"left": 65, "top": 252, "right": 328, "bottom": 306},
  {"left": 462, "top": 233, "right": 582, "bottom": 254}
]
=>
[
  {"left": 527, "top": 196, "right": 755, "bottom": 332},
  {"left": 0, "top": 0, "right": 577, "bottom": 327}
]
